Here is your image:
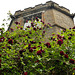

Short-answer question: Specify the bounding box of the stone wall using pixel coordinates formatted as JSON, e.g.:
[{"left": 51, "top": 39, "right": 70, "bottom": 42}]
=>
[
  {"left": 53, "top": 9, "right": 74, "bottom": 29},
  {"left": 43, "top": 9, "right": 74, "bottom": 29},
  {"left": 43, "top": 25, "right": 65, "bottom": 43},
  {"left": 44, "top": 9, "right": 55, "bottom": 25}
]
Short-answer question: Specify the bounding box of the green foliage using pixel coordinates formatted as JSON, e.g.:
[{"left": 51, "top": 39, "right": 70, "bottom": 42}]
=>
[{"left": 0, "top": 17, "right": 75, "bottom": 75}]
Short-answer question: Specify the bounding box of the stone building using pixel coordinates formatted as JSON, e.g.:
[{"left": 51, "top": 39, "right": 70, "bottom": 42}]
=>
[{"left": 8, "top": 1, "right": 74, "bottom": 41}]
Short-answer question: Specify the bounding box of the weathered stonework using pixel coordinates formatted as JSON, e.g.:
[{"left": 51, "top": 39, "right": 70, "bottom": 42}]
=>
[
  {"left": 8, "top": 1, "right": 74, "bottom": 37},
  {"left": 53, "top": 9, "right": 74, "bottom": 29}
]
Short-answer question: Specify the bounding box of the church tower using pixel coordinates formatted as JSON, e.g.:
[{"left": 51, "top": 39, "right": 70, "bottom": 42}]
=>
[{"left": 8, "top": 1, "right": 74, "bottom": 37}]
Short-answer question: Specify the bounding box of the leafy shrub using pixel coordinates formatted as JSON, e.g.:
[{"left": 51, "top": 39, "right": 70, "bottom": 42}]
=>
[{"left": 0, "top": 17, "right": 75, "bottom": 75}]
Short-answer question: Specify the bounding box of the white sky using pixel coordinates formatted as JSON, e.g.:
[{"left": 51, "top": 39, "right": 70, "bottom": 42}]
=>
[{"left": 0, "top": 0, "right": 75, "bottom": 31}]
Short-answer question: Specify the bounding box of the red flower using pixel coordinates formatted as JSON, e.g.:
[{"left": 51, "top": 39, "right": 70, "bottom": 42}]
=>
[
  {"left": 2, "top": 47, "right": 5, "bottom": 49},
  {"left": 73, "top": 68, "right": 75, "bottom": 70},
  {"left": 33, "top": 28, "right": 37, "bottom": 31},
  {"left": 39, "top": 42, "right": 41, "bottom": 44},
  {"left": 57, "top": 39, "right": 63, "bottom": 46},
  {"left": 0, "top": 37, "right": 5, "bottom": 42},
  {"left": 30, "top": 41, "right": 36, "bottom": 44},
  {"left": 72, "top": 26, "right": 75, "bottom": 29},
  {"left": 29, "top": 48, "right": 33, "bottom": 53},
  {"left": 41, "top": 20, "right": 44, "bottom": 24},
  {"left": 37, "top": 50, "right": 42, "bottom": 55},
  {"left": 43, "top": 31, "right": 45, "bottom": 33},
  {"left": 39, "top": 28, "right": 42, "bottom": 30},
  {"left": 36, "top": 17, "right": 39, "bottom": 21},
  {"left": 69, "top": 34, "right": 73, "bottom": 36},
  {"left": 19, "top": 35, "right": 21, "bottom": 37},
  {"left": 63, "top": 29, "right": 66, "bottom": 32},
  {"left": 10, "top": 28, "right": 13, "bottom": 31},
  {"left": 45, "top": 42, "right": 51, "bottom": 48},
  {"left": 17, "top": 26, "right": 20, "bottom": 29},
  {"left": 19, "top": 49, "right": 24, "bottom": 54},
  {"left": 63, "top": 36, "right": 65, "bottom": 39},
  {"left": 35, "top": 60, "right": 39, "bottom": 63},
  {"left": 7, "top": 46, "right": 11, "bottom": 49},
  {"left": 64, "top": 54, "right": 68, "bottom": 58},
  {"left": 68, "top": 37, "right": 71, "bottom": 40},
  {"left": 29, "top": 31, "right": 32, "bottom": 34},
  {"left": 23, "top": 35, "right": 25, "bottom": 37},
  {"left": 33, "top": 46, "right": 36, "bottom": 49},
  {"left": 0, "top": 63, "right": 1, "bottom": 68},
  {"left": 69, "top": 59, "right": 74, "bottom": 64},
  {"left": 26, "top": 20, "right": 28, "bottom": 23},
  {"left": 0, "top": 28, "right": 2, "bottom": 31},
  {"left": 57, "top": 34, "right": 60, "bottom": 37},
  {"left": 57, "top": 35, "right": 62, "bottom": 39},
  {"left": 31, "top": 22, "right": 34, "bottom": 27},
  {"left": 24, "top": 44, "right": 26, "bottom": 45},
  {"left": 27, "top": 26, "right": 30, "bottom": 28},
  {"left": 0, "top": 54, "right": 1, "bottom": 57},
  {"left": 60, "top": 51, "right": 64, "bottom": 55},
  {"left": 0, "top": 59, "right": 1, "bottom": 63},
  {"left": 37, "top": 26, "right": 39, "bottom": 29},
  {"left": 47, "top": 23, "right": 51, "bottom": 26},
  {"left": 44, "top": 24, "right": 46, "bottom": 27},
  {"left": 41, "top": 50, "right": 45, "bottom": 53},
  {"left": 38, "top": 45, "right": 41, "bottom": 47},
  {"left": 26, "top": 34, "right": 28, "bottom": 36},
  {"left": 8, "top": 39, "right": 13, "bottom": 44},
  {"left": 42, "top": 21, "right": 44, "bottom": 24},
  {"left": 18, "top": 57, "right": 20, "bottom": 60},
  {"left": 28, "top": 44, "right": 31, "bottom": 49},
  {"left": 24, "top": 72, "right": 27, "bottom": 75},
  {"left": 0, "top": 39, "right": 2, "bottom": 42},
  {"left": 20, "top": 27, "right": 23, "bottom": 30},
  {"left": 15, "top": 22, "right": 19, "bottom": 25}
]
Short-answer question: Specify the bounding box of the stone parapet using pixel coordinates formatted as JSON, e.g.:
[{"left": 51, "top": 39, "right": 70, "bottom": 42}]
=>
[{"left": 14, "top": 1, "right": 71, "bottom": 18}]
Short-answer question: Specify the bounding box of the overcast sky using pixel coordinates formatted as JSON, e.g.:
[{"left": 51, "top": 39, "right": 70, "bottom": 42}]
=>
[{"left": 0, "top": 0, "right": 75, "bottom": 31}]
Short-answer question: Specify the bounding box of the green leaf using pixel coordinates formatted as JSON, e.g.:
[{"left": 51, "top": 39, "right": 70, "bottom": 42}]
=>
[
  {"left": 6, "top": 55, "right": 10, "bottom": 59},
  {"left": 48, "top": 66, "right": 55, "bottom": 70},
  {"left": 23, "top": 45, "right": 28, "bottom": 49}
]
